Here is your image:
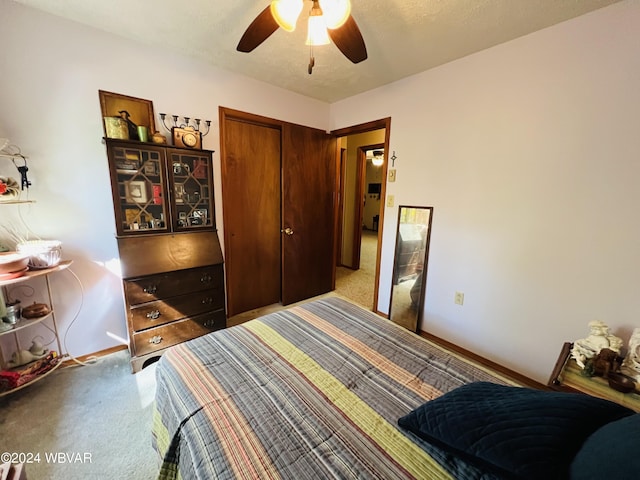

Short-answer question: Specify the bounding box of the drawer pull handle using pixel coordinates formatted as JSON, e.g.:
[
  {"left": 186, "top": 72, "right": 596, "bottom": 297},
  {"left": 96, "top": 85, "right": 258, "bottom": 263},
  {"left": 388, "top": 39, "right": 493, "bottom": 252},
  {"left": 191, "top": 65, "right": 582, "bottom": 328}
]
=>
[
  {"left": 204, "top": 320, "right": 216, "bottom": 328},
  {"left": 200, "top": 273, "right": 212, "bottom": 283},
  {"left": 144, "top": 285, "right": 158, "bottom": 294},
  {"left": 149, "top": 335, "right": 163, "bottom": 345},
  {"left": 146, "top": 310, "right": 161, "bottom": 320},
  {"left": 202, "top": 297, "right": 214, "bottom": 305}
]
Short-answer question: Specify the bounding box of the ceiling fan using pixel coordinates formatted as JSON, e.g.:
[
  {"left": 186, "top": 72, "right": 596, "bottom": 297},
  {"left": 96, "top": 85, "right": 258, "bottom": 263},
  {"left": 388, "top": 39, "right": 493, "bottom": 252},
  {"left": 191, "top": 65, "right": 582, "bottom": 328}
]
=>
[{"left": 237, "top": 0, "right": 367, "bottom": 74}]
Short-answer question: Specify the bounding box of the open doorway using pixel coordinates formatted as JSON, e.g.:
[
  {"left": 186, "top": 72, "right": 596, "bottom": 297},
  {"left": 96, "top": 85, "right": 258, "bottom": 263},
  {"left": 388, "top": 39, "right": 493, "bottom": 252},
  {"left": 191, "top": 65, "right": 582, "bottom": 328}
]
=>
[{"left": 332, "top": 119, "right": 390, "bottom": 313}]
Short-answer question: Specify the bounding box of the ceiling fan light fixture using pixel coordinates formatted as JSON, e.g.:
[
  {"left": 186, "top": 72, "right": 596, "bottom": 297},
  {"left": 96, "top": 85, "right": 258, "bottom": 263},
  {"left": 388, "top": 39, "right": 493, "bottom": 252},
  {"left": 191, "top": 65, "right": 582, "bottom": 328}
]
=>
[
  {"left": 372, "top": 150, "right": 384, "bottom": 166},
  {"left": 319, "top": 0, "right": 351, "bottom": 29},
  {"left": 270, "top": 0, "right": 303, "bottom": 32},
  {"left": 306, "top": 4, "right": 330, "bottom": 46},
  {"left": 238, "top": 0, "right": 366, "bottom": 72}
]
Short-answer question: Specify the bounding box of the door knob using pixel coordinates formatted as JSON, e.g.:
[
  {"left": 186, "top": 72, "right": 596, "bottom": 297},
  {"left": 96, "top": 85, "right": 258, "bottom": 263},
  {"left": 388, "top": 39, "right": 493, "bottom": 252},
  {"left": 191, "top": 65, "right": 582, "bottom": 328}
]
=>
[{"left": 282, "top": 227, "right": 294, "bottom": 236}]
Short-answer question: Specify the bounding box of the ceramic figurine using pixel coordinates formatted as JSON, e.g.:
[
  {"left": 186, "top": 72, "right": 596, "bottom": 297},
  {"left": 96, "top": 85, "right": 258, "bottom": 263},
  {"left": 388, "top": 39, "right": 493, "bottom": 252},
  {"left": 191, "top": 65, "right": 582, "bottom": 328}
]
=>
[
  {"left": 6, "top": 340, "right": 48, "bottom": 368},
  {"left": 622, "top": 328, "right": 640, "bottom": 380},
  {"left": 571, "top": 320, "right": 623, "bottom": 369}
]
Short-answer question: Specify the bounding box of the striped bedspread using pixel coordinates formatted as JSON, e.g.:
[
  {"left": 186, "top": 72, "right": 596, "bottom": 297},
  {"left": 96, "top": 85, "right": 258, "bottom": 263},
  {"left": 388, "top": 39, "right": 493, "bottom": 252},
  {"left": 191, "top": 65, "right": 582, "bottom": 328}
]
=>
[{"left": 152, "top": 297, "right": 519, "bottom": 479}]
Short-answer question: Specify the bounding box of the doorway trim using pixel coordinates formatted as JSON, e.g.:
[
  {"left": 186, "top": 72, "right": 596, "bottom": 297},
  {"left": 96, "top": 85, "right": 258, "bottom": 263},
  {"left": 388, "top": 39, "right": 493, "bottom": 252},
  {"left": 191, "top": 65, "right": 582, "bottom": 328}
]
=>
[
  {"left": 336, "top": 148, "right": 346, "bottom": 266},
  {"left": 332, "top": 118, "right": 391, "bottom": 316},
  {"left": 351, "top": 142, "right": 385, "bottom": 271}
]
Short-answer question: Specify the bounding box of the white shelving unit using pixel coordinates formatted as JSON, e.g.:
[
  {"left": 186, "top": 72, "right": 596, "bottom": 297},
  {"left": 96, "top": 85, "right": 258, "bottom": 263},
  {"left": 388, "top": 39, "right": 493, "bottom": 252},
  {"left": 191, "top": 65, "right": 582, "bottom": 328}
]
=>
[
  {"left": 1, "top": 147, "right": 70, "bottom": 395},
  {"left": 0, "top": 261, "right": 72, "bottom": 396}
]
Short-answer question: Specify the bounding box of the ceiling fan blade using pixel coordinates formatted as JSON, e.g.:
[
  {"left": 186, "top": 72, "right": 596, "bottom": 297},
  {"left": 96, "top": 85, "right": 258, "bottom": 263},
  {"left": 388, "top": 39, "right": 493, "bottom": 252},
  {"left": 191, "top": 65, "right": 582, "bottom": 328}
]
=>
[
  {"left": 237, "top": 6, "right": 280, "bottom": 53},
  {"left": 328, "top": 15, "right": 367, "bottom": 64}
]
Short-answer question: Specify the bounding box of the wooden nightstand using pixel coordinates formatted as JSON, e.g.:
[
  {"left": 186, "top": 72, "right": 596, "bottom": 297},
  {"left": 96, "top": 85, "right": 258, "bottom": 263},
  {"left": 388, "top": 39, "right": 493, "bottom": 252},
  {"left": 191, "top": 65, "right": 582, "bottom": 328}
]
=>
[{"left": 548, "top": 342, "right": 640, "bottom": 412}]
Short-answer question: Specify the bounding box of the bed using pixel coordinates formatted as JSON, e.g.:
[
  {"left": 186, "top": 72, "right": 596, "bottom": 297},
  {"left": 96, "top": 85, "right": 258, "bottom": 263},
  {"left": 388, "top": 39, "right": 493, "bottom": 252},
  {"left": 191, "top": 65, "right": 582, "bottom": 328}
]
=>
[{"left": 152, "top": 297, "right": 639, "bottom": 480}]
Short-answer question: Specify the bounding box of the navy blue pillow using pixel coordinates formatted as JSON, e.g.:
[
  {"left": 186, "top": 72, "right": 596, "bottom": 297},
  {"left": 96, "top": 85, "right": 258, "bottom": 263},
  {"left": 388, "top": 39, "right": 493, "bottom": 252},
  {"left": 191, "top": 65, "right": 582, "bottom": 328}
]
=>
[
  {"left": 398, "top": 382, "right": 634, "bottom": 480},
  {"left": 570, "top": 413, "right": 640, "bottom": 479}
]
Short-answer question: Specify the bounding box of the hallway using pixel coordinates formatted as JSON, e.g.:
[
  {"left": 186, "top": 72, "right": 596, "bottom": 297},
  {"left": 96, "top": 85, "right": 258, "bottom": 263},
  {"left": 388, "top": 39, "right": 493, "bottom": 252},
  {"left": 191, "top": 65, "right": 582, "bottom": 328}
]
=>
[{"left": 334, "top": 229, "right": 378, "bottom": 309}]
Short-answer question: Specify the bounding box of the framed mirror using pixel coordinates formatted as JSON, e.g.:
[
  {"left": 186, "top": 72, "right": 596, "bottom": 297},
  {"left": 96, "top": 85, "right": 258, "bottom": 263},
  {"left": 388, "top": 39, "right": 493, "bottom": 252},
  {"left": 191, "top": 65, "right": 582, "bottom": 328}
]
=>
[{"left": 389, "top": 206, "right": 433, "bottom": 332}]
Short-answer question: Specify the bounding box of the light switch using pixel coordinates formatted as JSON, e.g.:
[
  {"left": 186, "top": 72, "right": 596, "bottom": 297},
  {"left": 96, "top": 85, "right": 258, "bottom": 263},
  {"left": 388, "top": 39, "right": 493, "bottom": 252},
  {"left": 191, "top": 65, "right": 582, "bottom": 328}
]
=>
[
  {"left": 387, "top": 195, "right": 394, "bottom": 207},
  {"left": 388, "top": 169, "right": 396, "bottom": 182}
]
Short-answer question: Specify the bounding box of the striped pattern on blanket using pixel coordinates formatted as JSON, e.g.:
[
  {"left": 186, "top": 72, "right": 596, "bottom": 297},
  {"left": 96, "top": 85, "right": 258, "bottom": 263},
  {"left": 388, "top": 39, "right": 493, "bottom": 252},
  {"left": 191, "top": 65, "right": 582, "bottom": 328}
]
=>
[{"left": 152, "top": 297, "right": 518, "bottom": 480}]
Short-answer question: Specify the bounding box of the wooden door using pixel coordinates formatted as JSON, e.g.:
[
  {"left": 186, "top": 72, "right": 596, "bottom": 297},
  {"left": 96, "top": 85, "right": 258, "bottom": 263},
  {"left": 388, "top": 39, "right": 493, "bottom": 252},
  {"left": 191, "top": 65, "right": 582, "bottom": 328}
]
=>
[
  {"left": 281, "top": 123, "right": 337, "bottom": 305},
  {"left": 221, "top": 117, "right": 282, "bottom": 316}
]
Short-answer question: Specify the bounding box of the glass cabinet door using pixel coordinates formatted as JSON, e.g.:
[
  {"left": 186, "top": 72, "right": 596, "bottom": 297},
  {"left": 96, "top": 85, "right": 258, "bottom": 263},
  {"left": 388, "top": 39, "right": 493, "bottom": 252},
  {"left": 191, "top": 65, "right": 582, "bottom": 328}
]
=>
[
  {"left": 169, "top": 150, "right": 214, "bottom": 231},
  {"left": 110, "top": 143, "right": 169, "bottom": 235}
]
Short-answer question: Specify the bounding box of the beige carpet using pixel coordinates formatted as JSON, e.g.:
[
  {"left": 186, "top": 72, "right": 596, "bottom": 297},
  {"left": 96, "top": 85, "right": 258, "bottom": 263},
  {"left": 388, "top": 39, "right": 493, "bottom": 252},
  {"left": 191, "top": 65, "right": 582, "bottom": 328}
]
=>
[
  {"left": 335, "top": 229, "right": 420, "bottom": 332},
  {"left": 0, "top": 351, "right": 158, "bottom": 479},
  {"left": 335, "top": 229, "right": 378, "bottom": 309}
]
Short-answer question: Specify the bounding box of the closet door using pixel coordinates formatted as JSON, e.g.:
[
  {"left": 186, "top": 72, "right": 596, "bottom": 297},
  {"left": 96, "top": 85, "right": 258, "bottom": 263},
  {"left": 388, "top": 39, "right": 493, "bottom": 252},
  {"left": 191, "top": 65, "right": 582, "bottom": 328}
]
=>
[
  {"left": 220, "top": 108, "right": 337, "bottom": 316},
  {"left": 281, "top": 124, "right": 337, "bottom": 305},
  {"left": 221, "top": 117, "right": 282, "bottom": 316}
]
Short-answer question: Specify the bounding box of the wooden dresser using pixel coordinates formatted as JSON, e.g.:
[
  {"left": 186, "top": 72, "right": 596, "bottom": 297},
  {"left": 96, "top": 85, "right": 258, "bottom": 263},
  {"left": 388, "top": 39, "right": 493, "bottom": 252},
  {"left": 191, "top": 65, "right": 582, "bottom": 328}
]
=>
[
  {"left": 125, "top": 265, "right": 225, "bottom": 357},
  {"left": 118, "top": 230, "right": 225, "bottom": 372}
]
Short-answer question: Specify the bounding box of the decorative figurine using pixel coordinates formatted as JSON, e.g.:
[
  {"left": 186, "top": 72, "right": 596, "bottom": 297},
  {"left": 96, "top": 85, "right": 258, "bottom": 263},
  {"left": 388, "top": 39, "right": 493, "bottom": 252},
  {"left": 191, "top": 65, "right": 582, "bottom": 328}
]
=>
[
  {"left": 151, "top": 131, "right": 167, "bottom": 144},
  {"left": 6, "top": 340, "right": 48, "bottom": 368},
  {"left": 571, "top": 320, "right": 623, "bottom": 369},
  {"left": 622, "top": 328, "right": 640, "bottom": 380},
  {"left": 587, "top": 348, "right": 621, "bottom": 377},
  {"left": 119, "top": 110, "right": 139, "bottom": 140}
]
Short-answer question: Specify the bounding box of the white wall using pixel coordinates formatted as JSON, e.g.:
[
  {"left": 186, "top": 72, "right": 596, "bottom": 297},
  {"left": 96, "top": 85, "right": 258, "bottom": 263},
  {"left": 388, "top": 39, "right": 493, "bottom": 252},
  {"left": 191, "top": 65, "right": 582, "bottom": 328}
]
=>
[
  {"left": 330, "top": 0, "right": 640, "bottom": 382},
  {"left": 0, "top": 0, "right": 330, "bottom": 359}
]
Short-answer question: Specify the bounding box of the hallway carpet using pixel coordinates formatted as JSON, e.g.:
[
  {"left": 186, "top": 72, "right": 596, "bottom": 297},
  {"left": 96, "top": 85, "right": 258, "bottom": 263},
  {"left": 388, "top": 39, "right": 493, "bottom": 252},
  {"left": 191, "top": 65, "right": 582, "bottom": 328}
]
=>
[{"left": 335, "top": 229, "right": 378, "bottom": 309}]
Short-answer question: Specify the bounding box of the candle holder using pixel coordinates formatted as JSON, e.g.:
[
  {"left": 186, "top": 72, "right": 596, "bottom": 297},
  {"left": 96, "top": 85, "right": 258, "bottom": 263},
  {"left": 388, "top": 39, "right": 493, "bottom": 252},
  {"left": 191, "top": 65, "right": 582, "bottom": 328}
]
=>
[
  {"left": 159, "top": 114, "right": 211, "bottom": 137},
  {"left": 158, "top": 113, "right": 211, "bottom": 149}
]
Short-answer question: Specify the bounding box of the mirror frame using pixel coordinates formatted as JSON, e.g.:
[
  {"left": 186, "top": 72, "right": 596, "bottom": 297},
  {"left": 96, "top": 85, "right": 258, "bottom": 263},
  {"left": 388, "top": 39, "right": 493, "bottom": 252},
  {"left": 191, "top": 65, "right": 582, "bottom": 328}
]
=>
[{"left": 388, "top": 205, "right": 434, "bottom": 333}]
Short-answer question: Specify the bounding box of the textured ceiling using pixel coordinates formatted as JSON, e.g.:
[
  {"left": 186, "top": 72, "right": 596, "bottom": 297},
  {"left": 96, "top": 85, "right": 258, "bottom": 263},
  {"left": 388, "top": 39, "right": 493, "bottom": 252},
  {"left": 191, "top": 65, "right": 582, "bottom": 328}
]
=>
[{"left": 10, "top": 0, "right": 620, "bottom": 102}]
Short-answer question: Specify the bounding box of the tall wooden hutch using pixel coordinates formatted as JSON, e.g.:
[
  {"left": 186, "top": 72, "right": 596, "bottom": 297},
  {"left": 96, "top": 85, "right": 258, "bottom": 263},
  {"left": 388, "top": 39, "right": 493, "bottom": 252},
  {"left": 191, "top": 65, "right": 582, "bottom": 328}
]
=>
[{"left": 103, "top": 138, "right": 225, "bottom": 372}]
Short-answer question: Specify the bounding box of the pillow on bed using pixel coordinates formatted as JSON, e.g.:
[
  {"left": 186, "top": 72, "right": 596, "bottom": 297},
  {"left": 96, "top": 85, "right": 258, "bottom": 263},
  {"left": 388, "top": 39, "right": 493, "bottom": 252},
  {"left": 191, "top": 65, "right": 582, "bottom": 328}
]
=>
[
  {"left": 397, "top": 382, "right": 634, "bottom": 480},
  {"left": 570, "top": 413, "right": 640, "bottom": 479}
]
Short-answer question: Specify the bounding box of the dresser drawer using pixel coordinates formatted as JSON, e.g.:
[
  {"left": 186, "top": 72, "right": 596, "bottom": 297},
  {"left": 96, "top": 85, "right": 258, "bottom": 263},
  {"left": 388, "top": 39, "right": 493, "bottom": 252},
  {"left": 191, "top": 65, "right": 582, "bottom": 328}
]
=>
[
  {"left": 129, "top": 289, "right": 225, "bottom": 332},
  {"left": 125, "top": 264, "right": 223, "bottom": 305},
  {"left": 132, "top": 310, "right": 225, "bottom": 357}
]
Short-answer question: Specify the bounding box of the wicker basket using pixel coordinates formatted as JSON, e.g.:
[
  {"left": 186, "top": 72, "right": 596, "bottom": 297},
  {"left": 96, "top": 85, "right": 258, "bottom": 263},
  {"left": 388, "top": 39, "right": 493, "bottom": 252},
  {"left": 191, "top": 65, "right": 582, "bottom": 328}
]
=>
[{"left": 17, "top": 240, "right": 62, "bottom": 269}]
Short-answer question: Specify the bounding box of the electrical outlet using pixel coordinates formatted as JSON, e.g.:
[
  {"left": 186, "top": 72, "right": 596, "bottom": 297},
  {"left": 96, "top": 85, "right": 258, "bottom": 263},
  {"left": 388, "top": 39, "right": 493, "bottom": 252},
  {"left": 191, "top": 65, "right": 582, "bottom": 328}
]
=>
[
  {"left": 388, "top": 169, "right": 397, "bottom": 182},
  {"left": 454, "top": 291, "right": 464, "bottom": 305},
  {"left": 387, "top": 195, "right": 394, "bottom": 207}
]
